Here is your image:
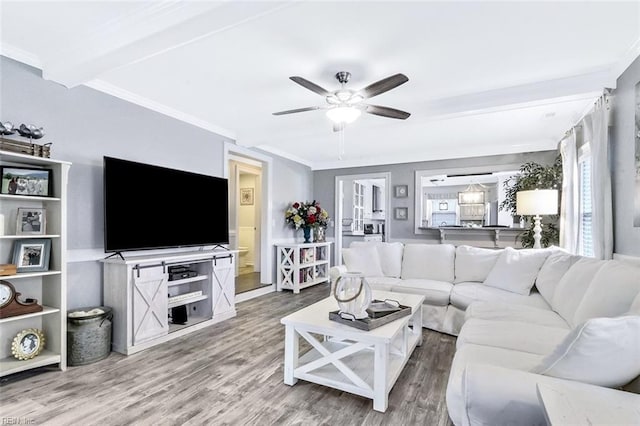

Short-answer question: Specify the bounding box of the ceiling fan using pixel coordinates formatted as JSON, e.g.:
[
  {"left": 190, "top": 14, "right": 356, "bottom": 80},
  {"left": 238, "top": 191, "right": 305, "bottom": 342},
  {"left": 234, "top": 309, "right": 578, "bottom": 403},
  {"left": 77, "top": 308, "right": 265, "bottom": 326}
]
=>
[{"left": 273, "top": 71, "right": 411, "bottom": 131}]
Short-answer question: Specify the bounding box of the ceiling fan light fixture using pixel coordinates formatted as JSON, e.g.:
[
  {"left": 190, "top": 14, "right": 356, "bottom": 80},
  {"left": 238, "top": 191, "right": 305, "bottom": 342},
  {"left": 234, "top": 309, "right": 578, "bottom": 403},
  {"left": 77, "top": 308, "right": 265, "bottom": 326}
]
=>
[
  {"left": 336, "top": 90, "right": 352, "bottom": 101},
  {"left": 326, "top": 106, "right": 361, "bottom": 124}
]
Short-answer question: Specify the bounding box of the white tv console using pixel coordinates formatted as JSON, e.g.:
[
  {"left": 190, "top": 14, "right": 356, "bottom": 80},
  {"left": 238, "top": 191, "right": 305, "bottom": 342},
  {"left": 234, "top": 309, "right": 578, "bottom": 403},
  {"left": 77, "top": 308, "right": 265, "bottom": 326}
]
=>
[{"left": 103, "top": 249, "right": 236, "bottom": 355}]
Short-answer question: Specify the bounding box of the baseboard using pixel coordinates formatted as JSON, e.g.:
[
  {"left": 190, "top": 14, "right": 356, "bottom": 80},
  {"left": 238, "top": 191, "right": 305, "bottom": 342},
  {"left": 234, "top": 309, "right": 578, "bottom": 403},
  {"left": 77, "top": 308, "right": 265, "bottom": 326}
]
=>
[
  {"left": 613, "top": 253, "right": 640, "bottom": 264},
  {"left": 236, "top": 284, "right": 275, "bottom": 303}
]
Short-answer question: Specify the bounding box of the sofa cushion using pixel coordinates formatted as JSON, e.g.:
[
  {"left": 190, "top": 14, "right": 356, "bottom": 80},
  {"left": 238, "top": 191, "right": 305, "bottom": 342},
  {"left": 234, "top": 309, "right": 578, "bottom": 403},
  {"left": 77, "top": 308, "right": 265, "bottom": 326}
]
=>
[
  {"left": 401, "top": 243, "right": 455, "bottom": 282},
  {"left": 363, "top": 276, "right": 402, "bottom": 292},
  {"left": 341, "top": 246, "right": 384, "bottom": 277},
  {"left": 457, "top": 318, "right": 570, "bottom": 355},
  {"left": 551, "top": 258, "right": 607, "bottom": 327},
  {"left": 535, "top": 251, "right": 583, "bottom": 304},
  {"left": 464, "top": 301, "right": 568, "bottom": 328},
  {"left": 483, "top": 247, "right": 550, "bottom": 295},
  {"left": 531, "top": 316, "right": 640, "bottom": 388},
  {"left": 573, "top": 260, "right": 640, "bottom": 325},
  {"left": 446, "top": 343, "right": 544, "bottom": 426},
  {"left": 392, "top": 279, "right": 452, "bottom": 306},
  {"left": 453, "top": 245, "right": 502, "bottom": 283},
  {"left": 351, "top": 241, "right": 403, "bottom": 278},
  {"left": 450, "top": 282, "right": 550, "bottom": 310},
  {"left": 630, "top": 292, "right": 640, "bottom": 315}
]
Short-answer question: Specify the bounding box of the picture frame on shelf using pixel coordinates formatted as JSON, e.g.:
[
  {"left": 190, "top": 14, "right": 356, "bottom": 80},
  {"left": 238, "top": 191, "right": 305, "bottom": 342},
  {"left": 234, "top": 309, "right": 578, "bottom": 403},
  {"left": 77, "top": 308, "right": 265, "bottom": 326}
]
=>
[
  {"left": 394, "top": 207, "right": 408, "bottom": 220},
  {"left": 240, "top": 188, "right": 254, "bottom": 205},
  {"left": 12, "top": 239, "right": 51, "bottom": 273},
  {"left": 394, "top": 185, "right": 408, "bottom": 198},
  {"left": 11, "top": 328, "right": 45, "bottom": 360},
  {"left": 16, "top": 207, "right": 46, "bottom": 235},
  {"left": 0, "top": 166, "right": 52, "bottom": 197}
]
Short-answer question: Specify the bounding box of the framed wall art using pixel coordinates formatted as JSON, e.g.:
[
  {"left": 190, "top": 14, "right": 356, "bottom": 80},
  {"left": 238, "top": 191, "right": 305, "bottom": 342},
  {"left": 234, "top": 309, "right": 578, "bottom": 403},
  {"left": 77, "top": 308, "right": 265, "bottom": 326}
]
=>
[
  {"left": 394, "top": 185, "right": 408, "bottom": 198},
  {"left": 394, "top": 207, "right": 408, "bottom": 220},
  {"left": 16, "top": 207, "right": 46, "bottom": 235},
  {"left": 240, "top": 188, "right": 254, "bottom": 206},
  {"left": 12, "top": 239, "right": 51, "bottom": 273},
  {"left": 0, "top": 166, "right": 52, "bottom": 197}
]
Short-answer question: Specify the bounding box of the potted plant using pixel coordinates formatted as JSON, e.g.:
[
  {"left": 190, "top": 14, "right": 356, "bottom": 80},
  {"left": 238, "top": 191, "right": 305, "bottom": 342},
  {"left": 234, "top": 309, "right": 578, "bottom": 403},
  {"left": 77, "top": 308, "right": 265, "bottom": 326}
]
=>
[{"left": 499, "top": 155, "right": 562, "bottom": 248}]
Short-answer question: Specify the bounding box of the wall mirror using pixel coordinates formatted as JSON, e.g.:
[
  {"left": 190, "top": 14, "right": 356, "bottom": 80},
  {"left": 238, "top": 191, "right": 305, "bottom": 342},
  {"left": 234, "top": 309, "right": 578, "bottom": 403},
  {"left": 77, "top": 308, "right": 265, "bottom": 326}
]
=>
[{"left": 414, "top": 165, "right": 521, "bottom": 234}]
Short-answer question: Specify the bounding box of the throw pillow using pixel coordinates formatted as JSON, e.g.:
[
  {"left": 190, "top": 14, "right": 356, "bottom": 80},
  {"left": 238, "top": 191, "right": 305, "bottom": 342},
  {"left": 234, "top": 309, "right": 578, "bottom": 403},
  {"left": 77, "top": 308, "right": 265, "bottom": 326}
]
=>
[
  {"left": 341, "top": 246, "right": 384, "bottom": 277},
  {"left": 531, "top": 316, "right": 640, "bottom": 388},
  {"left": 453, "top": 245, "right": 502, "bottom": 283},
  {"left": 535, "top": 251, "right": 582, "bottom": 305},
  {"left": 572, "top": 261, "right": 640, "bottom": 325},
  {"left": 401, "top": 244, "right": 455, "bottom": 282},
  {"left": 350, "top": 241, "right": 404, "bottom": 278},
  {"left": 482, "top": 247, "right": 550, "bottom": 295},
  {"left": 551, "top": 258, "right": 607, "bottom": 327}
]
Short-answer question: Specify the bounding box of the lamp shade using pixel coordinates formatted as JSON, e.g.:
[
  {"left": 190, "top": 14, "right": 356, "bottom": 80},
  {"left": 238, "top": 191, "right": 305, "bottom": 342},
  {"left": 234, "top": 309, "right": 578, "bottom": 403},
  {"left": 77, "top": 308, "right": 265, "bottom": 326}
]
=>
[
  {"left": 516, "top": 189, "right": 558, "bottom": 216},
  {"left": 326, "top": 106, "right": 361, "bottom": 124}
]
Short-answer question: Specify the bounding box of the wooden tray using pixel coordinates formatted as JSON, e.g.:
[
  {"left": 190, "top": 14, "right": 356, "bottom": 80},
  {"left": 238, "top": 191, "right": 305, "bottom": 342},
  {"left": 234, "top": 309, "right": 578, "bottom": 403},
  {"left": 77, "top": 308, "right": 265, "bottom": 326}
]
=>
[
  {"left": 1, "top": 137, "right": 51, "bottom": 158},
  {"left": 329, "top": 303, "right": 411, "bottom": 331}
]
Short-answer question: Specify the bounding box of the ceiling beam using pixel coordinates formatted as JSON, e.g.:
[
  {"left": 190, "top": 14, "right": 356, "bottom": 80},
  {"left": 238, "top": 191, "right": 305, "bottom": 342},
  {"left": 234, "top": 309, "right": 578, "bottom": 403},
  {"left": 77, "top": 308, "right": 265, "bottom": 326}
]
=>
[{"left": 41, "top": 1, "right": 291, "bottom": 88}]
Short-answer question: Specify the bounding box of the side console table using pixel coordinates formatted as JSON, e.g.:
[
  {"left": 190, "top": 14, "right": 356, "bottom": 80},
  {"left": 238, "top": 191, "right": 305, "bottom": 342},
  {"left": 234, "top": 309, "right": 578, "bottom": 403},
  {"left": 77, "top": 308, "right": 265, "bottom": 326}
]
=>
[{"left": 276, "top": 242, "right": 332, "bottom": 293}]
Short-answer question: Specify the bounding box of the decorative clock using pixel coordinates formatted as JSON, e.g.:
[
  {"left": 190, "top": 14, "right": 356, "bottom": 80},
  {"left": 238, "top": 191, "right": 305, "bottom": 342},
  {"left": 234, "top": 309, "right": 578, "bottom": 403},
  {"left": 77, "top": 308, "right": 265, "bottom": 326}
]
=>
[{"left": 0, "top": 280, "right": 43, "bottom": 319}]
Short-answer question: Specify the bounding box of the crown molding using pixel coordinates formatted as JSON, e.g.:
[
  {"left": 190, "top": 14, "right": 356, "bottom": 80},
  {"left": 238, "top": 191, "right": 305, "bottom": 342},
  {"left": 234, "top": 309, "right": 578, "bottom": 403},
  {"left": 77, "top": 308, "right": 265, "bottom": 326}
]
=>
[
  {"left": 253, "top": 144, "right": 314, "bottom": 168},
  {"left": 1, "top": 44, "right": 41, "bottom": 69},
  {"left": 85, "top": 79, "right": 236, "bottom": 140},
  {"left": 611, "top": 37, "right": 640, "bottom": 82}
]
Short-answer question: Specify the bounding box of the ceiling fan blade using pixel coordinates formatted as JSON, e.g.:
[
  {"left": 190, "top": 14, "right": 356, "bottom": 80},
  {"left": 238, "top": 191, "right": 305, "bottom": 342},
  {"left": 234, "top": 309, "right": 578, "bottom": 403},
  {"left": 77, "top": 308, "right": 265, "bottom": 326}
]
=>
[
  {"left": 359, "top": 73, "right": 409, "bottom": 99},
  {"left": 290, "top": 76, "right": 331, "bottom": 96},
  {"left": 333, "top": 123, "right": 345, "bottom": 132},
  {"left": 272, "top": 106, "right": 322, "bottom": 116},
  {"left": 365, "top": 104, "right": 411, "bottom": 120}
]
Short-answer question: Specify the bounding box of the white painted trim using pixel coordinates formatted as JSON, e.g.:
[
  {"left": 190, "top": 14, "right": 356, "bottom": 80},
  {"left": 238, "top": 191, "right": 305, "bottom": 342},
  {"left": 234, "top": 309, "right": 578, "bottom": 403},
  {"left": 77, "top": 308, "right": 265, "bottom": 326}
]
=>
[
  {"left": 85, "top": 79, "right": 235, "bottom": 139},
  {"left": 235, "top": 284, "right": 275, "bottom": 303},
  {"left": 313, "top": 140, "right": 557, "bottom": 171},
  {"left": 611, "top": 37, "right": 640, "bottom": 82},
  {"left": 254, "top": 144, "right": 314, "bottom": 168},
  {"left": 229, "top": 154, "right": 262, "bottom": 169},
  {"left": 224, "top": 143, "right": 273, "bottom": 285},
  {"left": 333, "top": 172, "right": 391, "bottom": 265},
  {"left": 0, "top": 43, "right": 42, "bottom": 69}
]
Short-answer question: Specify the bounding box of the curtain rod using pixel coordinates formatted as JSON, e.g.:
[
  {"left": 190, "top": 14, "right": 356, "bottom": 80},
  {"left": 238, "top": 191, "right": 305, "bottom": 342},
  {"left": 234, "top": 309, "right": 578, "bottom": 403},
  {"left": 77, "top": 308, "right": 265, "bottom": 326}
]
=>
[{"left": 560, "top": 89, "right": 612, "bottom": 141}]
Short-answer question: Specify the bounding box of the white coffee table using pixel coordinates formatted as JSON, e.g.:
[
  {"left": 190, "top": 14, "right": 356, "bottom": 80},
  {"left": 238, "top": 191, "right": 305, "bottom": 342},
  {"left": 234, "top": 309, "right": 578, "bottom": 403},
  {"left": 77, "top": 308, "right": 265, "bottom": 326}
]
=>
[{"left": 280, "top": 291, "right": 424, "bottom": 412}]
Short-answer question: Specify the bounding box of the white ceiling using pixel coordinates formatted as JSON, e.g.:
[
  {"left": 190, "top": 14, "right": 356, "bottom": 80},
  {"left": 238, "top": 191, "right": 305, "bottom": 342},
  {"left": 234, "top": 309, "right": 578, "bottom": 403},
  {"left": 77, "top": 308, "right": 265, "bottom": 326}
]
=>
[{"left": 2, "top": 1, "right": 639, "bottom": 170}]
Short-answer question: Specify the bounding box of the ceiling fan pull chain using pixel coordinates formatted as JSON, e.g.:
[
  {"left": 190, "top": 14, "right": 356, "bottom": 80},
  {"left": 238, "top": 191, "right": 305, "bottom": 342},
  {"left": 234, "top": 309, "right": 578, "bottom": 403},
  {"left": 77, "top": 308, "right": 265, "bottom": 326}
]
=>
[{"left": 338, "top": 127, "right": 345, "bottom": 160}]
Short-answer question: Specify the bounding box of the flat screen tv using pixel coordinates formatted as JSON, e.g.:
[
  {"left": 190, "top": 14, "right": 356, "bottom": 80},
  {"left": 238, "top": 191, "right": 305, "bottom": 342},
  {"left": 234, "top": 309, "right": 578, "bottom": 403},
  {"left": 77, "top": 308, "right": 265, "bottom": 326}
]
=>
[{"left": 103, "top": 156, "right": 229, "bottom": 253}]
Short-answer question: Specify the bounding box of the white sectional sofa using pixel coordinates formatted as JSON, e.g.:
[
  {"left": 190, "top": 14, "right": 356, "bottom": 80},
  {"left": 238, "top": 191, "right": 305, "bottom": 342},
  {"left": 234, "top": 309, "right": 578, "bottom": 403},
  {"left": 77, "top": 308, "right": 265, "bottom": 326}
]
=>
[
  {"left": 330, "top": 242, "right": 554, "bottom": 336},
  {"left": 329, "top": 242, "right": 640, "bottom": 425}
]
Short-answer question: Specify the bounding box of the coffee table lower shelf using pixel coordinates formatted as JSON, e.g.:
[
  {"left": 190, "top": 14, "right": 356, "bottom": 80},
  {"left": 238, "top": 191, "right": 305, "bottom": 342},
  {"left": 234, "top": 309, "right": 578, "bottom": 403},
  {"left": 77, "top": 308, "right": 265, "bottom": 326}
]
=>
[{"left": 295, "top": 335, "right": 420, "bottom": 400}]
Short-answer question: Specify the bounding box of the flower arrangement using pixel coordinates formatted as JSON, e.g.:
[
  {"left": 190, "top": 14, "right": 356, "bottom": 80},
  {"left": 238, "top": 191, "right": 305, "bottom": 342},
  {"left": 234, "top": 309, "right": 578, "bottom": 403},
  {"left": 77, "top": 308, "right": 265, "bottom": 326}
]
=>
[{"left": 285, "top": 200, "right": 330, "bottom": 229}]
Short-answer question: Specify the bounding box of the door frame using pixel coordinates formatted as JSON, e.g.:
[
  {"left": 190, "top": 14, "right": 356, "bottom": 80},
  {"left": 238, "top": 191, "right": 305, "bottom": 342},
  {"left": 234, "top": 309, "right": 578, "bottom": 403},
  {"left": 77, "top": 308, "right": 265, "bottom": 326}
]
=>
[
  {"left": 224, "top": 143, "right": 273, "bottom": 286},
  {"left": 334, "top": 172, "right": 391, "bottom": 265}
]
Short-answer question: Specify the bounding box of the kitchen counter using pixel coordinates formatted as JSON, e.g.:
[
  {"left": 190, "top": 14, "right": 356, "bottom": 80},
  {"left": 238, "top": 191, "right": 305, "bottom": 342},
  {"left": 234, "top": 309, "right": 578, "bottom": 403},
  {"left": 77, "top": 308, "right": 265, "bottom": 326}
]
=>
[{"left": 417, "top": 226, "right": 525, "bottom": 248}]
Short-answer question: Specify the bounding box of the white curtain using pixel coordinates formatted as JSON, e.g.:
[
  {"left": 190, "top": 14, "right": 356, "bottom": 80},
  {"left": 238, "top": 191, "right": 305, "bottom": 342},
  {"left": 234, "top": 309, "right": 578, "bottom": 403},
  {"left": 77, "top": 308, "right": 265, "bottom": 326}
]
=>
[
  {"left": 559, "top": 130, "right": 579, "bottom": 253},
  {"left": 583, "top": 96, "right": 613, "bottom": 260}
]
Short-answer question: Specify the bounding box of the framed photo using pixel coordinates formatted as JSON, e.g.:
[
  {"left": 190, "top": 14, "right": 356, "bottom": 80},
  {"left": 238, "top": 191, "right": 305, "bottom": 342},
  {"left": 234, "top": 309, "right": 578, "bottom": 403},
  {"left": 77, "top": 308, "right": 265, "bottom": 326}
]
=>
[
  {"left": 0, "top": 166, "right": 52, "bottom": 197},
  {"left": 12, "top": 239, "right": 51, "bottom": 273},
  {"left": 16, "top": 207, "right": 46, "bottom": 235},
  {"left": 11, "top": 328, "right": 45, "bottom": 360},
  {"left": 240, "top": 188, "right": 254, "bottom": 205},
  {"left": 394, "top": 185, "right": 408, "bottom": 198},
  {"left": 394, "top": 207, "right": 408, "bottom": 220}
]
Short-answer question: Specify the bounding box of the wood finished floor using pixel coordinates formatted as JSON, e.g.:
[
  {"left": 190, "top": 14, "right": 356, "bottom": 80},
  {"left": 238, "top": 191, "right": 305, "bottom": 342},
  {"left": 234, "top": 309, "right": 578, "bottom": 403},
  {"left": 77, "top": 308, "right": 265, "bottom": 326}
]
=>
[{"left": 0, "top": 284, "right": 456, "bottom": 426}]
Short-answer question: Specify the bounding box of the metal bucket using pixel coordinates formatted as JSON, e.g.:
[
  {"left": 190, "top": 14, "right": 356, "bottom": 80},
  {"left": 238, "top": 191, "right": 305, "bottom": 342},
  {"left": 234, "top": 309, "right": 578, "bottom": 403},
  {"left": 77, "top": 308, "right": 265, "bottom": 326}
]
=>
[{"left": 67, "top": 306, "right": 112, "bottom": 366}]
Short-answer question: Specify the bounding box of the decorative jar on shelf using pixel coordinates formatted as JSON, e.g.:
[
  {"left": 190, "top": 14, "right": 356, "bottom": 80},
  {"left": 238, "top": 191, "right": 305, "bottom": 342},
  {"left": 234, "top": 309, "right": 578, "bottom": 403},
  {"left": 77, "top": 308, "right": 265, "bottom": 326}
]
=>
[{"left": 314, "top": 226, "right": 326, "bottom": 242}]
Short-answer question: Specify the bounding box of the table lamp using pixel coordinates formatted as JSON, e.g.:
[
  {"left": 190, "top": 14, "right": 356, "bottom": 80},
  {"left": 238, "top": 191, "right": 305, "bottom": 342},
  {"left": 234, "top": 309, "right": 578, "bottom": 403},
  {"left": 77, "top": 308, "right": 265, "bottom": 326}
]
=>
[{"left": 516, "top": 189, "right": 558, "bottom": 249}]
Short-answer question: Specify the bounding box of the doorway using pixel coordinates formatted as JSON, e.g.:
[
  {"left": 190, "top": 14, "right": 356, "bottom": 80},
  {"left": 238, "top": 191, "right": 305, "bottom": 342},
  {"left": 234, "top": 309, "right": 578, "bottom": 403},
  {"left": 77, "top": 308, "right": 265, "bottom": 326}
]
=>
[
  {"left": 225, "top": 146, "right": 274, "bottom": 298},
  {"left": 334, "top": 172, "right": 391, "bottom": 265}
]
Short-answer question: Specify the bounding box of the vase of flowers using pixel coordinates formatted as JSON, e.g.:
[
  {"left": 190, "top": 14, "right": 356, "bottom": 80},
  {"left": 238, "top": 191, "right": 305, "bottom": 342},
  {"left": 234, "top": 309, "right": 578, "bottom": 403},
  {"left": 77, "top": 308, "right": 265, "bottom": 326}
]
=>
[{"left": 285, "top": 200, "right": 330, "bottom": 243}]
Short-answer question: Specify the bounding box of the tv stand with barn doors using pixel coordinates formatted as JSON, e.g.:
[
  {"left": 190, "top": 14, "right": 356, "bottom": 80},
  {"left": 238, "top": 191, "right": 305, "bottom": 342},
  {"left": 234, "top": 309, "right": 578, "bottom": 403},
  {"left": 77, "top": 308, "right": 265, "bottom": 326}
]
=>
[{"left": 103, "top": 249, "right": 236, "bottom": 355}]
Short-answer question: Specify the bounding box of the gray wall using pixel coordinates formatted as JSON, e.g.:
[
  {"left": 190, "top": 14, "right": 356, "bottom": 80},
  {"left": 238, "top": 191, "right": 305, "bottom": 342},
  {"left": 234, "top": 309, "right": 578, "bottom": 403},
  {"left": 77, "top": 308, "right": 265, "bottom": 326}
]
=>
[
  {"left": 313, "top": 151, "right": 558, "bottom": 240},
  {"left": 611, "top": 55, "right": 640, "bottom": 256},
  {"left": 1, "top": 56, "right": 313, "bottom": 308}
]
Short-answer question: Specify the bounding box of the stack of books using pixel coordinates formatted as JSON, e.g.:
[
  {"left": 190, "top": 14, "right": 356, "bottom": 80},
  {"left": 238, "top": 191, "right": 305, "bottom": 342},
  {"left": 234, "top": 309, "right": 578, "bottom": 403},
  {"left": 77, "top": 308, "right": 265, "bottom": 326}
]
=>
[{"left": 0, "top": 264, "right": 17, "bottom": 276}]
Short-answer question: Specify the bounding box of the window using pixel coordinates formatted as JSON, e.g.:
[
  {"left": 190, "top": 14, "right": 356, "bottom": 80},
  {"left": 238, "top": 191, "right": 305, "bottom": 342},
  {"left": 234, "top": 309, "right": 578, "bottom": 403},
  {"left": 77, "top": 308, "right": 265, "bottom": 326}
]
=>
[{"left": 578, "top": 145, "right": 593, "bottom": 257}]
